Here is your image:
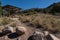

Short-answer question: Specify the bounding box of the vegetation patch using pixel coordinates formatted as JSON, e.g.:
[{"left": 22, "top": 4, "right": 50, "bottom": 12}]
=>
[
  {"left": 18, "top": 14, "right": 60, "bottom": 33},
  {"left": 0, "top": 17, "right": 14, "bottom": 26}
]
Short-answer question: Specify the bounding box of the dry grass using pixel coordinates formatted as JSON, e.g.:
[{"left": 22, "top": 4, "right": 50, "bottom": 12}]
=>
[
  {"left": 18, "top": 13, "right": 60, "bottom": 32},
  {"left": 0, "top": 17, "right": 14, "bottom": 26},
  {"left": 0, "top": 13, "right": 60, "bottom": 33}
]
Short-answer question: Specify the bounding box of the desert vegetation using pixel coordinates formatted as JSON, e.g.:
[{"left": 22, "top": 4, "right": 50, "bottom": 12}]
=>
[
  {"left": 0, "top": 17, "right": 14, "bottom": 26},
  {"left": 18, "top": 13, "right": 60, "bottom": 33},
  {"left": 0, "top": 13, "right": 60, "bottom": 33}
]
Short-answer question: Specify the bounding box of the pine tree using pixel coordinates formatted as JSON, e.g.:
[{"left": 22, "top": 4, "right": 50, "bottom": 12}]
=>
[{"left": 0, "top": 1, "right": 2, "bottom": 16}]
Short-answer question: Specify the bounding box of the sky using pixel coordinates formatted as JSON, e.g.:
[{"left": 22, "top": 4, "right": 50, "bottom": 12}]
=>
[{"left": 1, "top": 0, "right": 60, "bottom": 9}]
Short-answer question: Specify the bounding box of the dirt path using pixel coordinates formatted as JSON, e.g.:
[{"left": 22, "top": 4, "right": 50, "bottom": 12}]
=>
[
  {"left": 0, "top": 17, "right": 36, "bottom": 40},
  {"left": 9, "top": 18, "right": 39, "bottom": 40}
]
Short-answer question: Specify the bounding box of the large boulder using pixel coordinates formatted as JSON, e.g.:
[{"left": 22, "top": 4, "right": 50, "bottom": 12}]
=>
[
  {"left": 28, "top": 31, "right": 44, "bottom": 40},
  {"left": 8, "top": 26, "right": 27, "bottom": 39},
  {"left": 2, "top": 25, "right": 14, "bottom": 35}
]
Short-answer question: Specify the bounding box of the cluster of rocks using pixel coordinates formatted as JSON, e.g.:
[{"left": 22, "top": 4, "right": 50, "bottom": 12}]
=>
[
  {"left": 0, "top": 25, "right": 26, "bottom": 40},
  {"left": 0, "top": 25, "right": 60, "bottom": 40}
]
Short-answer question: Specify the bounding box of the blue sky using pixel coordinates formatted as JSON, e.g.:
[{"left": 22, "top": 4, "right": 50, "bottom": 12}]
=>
[{"left": 1, "top": 0, "right": 60, "bottom": 9}]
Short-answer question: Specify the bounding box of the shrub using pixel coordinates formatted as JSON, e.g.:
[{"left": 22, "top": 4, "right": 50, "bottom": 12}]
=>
[{"left": 18, "top": 13, "right": 60, "bottom": 32}]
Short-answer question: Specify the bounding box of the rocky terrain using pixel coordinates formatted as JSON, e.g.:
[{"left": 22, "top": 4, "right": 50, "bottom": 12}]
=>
[
  {"left": 0, "top": 17, "right": 37, "bottom": 40},
  {"left": 0, "top": 1, "right": 60, "bottom": 40},
  {"left": 0, "top": 17, "right": 60, "bottom": 40}
]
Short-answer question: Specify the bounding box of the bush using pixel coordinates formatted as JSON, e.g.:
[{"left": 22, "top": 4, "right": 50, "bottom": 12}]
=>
[
  {"left": 18, "top": 13, "right": 60, "bottom": 32},
  {"left": 0, "top": 17, "right": 13, "bottom": 26}
]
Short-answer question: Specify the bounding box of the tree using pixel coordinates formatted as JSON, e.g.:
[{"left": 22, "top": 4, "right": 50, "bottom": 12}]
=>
[{"left": 0, "top": 1, "right": 2, "bottom": 16}]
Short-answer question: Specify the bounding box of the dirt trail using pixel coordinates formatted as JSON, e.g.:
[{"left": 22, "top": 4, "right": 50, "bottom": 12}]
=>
[
  {"left": 11, "top": 18, "right": 36, "bottom": 40},
  {"left": 0, "top": 18, "right": 36, "bottom": 40}
]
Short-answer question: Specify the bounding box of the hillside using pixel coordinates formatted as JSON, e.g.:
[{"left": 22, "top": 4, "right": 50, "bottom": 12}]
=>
[
  {"left": 46, "top": 2, "right": 60, "bottom": 15},
  {"left": 2, "top": 2, "right": 60, "bottom": 16},
  {"left": 22, "top": 2, "right": 60, "bottom": 16}
]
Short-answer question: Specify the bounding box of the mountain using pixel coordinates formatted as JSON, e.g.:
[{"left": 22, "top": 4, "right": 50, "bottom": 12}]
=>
[
  {"left": 2, "top": 5, "right": 22, "bottom": 16},
  {"left": 22, "top": 2, "right": 60, "bottom": 16},
  {"left": 44, "top": 2, "right": 60, "bottom": 15},
  {"left": 2, "top": 2, "right": 60, "bottom": 16}
]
